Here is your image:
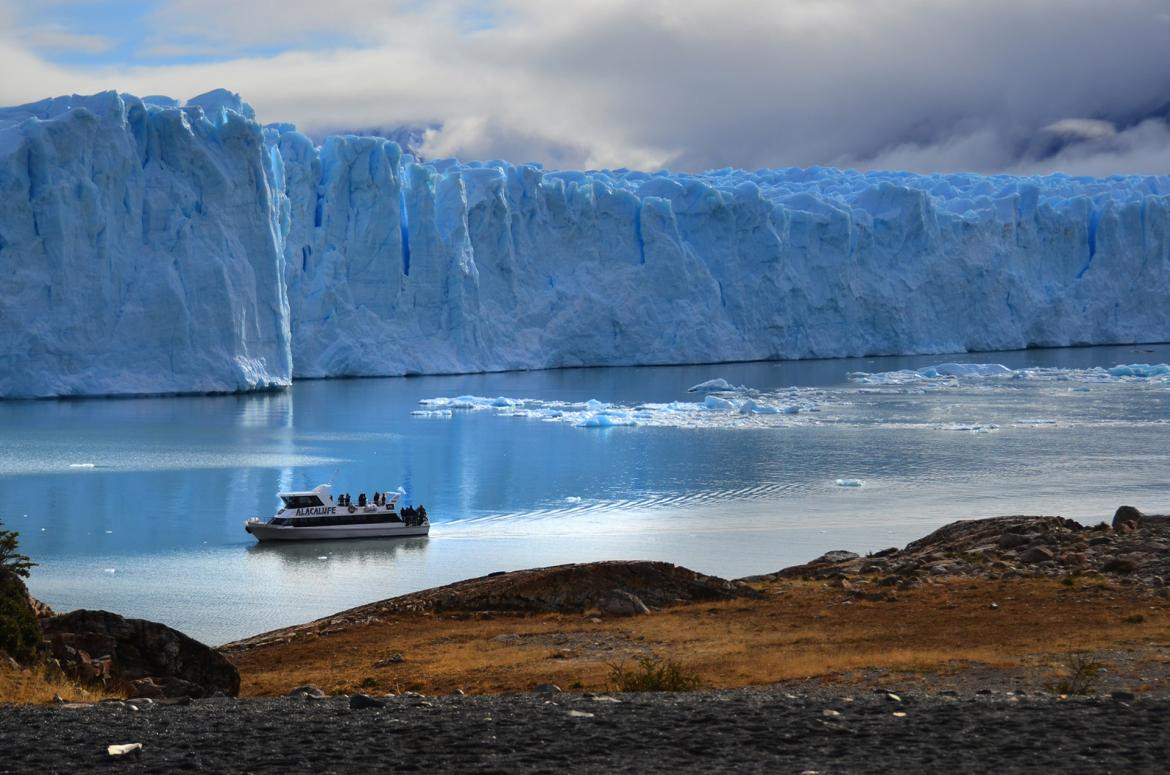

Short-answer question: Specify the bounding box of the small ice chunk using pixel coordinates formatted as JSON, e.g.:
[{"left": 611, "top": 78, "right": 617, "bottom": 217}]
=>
[
  {"left": 835, "top": 478, "right": 865, "bottom": 487},
  {"left": 104, "top": 568, "right": 117, "bottom": 573},
  {"left": 938, "top": 422, "right": 999, "bottom": 432},
  {"left": 704, "top": 395, "right": 735, "bottom": 410},
  {"left": 565, "top": 496, "right": 582, "bottom": 503},
  {"left": 738, "top": 399, "right": 781, "bottom": 415},
  {"left": 69, "top": 463, "right": 96, "bottom": 468},
  {"left": 585, "top": 398, "right": 605, "bottom": 411},
  {"left": 576, "top": 413, "right": 636, "bottom": 428}
]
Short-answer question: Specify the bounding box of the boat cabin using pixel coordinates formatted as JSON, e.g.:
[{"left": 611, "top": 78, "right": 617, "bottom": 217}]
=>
[{"left": 279, "top": 484, "right": 335, "bottom": 510}]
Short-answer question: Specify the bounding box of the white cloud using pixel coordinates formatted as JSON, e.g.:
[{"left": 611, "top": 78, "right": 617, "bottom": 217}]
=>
[
  {"left": 0, "top": 0, "right": 1168, "bottom": 174},
  {"left": 23, "top": 23, "right": 112, "bottom": 54}
]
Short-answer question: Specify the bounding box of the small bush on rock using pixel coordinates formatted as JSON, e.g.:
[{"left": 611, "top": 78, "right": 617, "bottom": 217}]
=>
[
  {"left": 608, "top": 656, "right": 703, "bottom": 692},
  {"left": 1047, "top": 650, "right": 1103, "bottom": 695}
]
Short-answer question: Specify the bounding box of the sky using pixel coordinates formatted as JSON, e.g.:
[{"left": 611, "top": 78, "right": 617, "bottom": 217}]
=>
[{"left": 1, "top": 0, "right": 1168, "bottom": 175}]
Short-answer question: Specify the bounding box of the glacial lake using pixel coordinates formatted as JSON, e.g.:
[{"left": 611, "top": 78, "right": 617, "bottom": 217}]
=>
[{"left": 3, "top": 343, "right": 1169, "bottom": 645}]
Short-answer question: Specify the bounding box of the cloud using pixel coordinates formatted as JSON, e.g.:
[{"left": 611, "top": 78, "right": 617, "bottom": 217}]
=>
[
  {"left": 1011, "top": 119, "right": 1170, "bottom": 177},
  {"left": 22, "top": 23, "right": 113, "bottom": 54},
  {"left": 0, "top": 0, "right": 1167, "bottom": 175}
]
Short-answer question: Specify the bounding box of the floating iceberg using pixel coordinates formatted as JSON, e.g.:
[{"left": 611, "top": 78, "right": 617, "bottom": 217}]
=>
[
  {"left": 917, "top": 363, "right": 1013, "bottom": 378},
  {"left": 1108, "top": 363, "right": 1170, "bottom": 378},
  {"left": 851, "top": 361, "right": 1170, "bottom": 386},
  {"left": 3, "top": 89, "right": 1170, "bottom": 397},
  {"left": 688, "top": 378, "right": 749, "bottom": 393}
]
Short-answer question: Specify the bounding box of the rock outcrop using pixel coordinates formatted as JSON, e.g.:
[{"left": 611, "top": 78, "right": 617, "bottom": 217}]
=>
[
  {"left": 26, "top": 595, "right": 55, "bottom": 619},
  {"left": 41, "top": 609, "right": 239, "bottom": 697},
  {"left": 223, "top": 561, "right": 756, "bottom": 652},
  {"left": 753, "top": 511, "right": 1170, "bottom": 592}
]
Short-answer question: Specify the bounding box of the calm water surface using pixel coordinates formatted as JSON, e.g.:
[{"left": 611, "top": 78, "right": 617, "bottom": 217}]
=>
[{"left": 2, "top": 344, "right": 1169, "bottom": 644}]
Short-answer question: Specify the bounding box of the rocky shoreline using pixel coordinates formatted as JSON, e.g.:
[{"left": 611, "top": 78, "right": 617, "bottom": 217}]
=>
[
  {"left": 6, "top": 507, "right": 1170, "bottom": 771},
  {"left": 4, "top": 687, "right": 1170, "bottom": 773}
]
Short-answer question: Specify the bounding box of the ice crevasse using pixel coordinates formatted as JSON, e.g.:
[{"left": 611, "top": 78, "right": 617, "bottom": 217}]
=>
[{"left": 2, "top": 89, "right": 1169, "bottom": 398}]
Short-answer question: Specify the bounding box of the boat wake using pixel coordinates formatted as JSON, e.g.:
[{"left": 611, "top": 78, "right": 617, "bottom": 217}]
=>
[{"left": 437, "top": 481, "right": 807, "bottom": 537}]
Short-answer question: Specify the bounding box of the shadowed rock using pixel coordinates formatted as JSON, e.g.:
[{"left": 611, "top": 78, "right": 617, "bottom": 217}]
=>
[
  {"left": 1113, "top": 506, "right": 1170, "bottom": 531},
  {"left": 42, "top": 609, "right": 239, "bottom": 697},
  {"left": 1113, "top": 506, "right": 1144, "bottom": 530}
]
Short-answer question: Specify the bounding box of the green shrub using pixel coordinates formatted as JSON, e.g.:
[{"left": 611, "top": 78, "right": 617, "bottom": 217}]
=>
[
  {"left": 608, "top": 655, "right": 703, "bottom": 692},
  {"left": 0, "top": 520, "right": 35, "bottom": 578},
  {"left": 0, "top": 520, "right": 40, "bottom": 664},
  {"left": 0, "top": 573, "right": 41, "bottom": 664}
]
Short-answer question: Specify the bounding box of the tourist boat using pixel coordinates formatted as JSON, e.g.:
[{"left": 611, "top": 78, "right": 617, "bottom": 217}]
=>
[{"left": 244, "top": 484, "right": 429, "bottom": 542}]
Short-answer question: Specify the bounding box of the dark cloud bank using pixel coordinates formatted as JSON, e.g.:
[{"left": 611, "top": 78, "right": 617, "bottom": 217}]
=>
[{"left": 316, "top": 0, "right": 1170, "bottom": 175}]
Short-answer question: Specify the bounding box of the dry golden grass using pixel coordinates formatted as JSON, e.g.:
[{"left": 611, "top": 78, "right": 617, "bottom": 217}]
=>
[
  {"left": 0, "top": 661, "right": 99, "bottom": 705},
  {"left": 229, "top": 577, "right": 1170, "bottom": 697}
]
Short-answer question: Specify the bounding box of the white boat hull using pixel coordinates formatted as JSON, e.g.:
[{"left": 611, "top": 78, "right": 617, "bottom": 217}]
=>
[{"left": 245, "top": 521, "right": 429, "bottom": 542}]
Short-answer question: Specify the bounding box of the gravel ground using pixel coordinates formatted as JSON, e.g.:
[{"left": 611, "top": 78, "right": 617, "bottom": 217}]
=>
[{"left": 3, "top": 688, "right": 1170, "bottom": 773}]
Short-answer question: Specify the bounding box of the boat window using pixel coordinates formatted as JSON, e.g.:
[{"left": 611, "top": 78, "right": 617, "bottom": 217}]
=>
[{"left": 280, "top": 495, "right": 324, "bottom": 509}]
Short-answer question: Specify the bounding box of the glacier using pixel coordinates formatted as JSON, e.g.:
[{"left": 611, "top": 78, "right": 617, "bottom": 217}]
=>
[
  {"left": 0, "top": 90, "right": 290, "bottom": 397},
  {"left": 2, "top": 89, "right": 1170, "bottom": 398}
]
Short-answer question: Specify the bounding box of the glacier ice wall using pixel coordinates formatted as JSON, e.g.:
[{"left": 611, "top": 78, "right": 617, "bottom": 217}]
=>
[
  {"left": 269, "top": 127, "right": 1170, "bottom": 380},
  {"left": 2, "top": 89, "right": 1170, "bottom": 398},
  {"left": 0, "top": 90, "right": 291, "bottom": 398}
]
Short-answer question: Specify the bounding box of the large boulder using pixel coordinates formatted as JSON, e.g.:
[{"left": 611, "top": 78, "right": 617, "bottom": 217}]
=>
[
  {"left": 1113, "top": 506, "right": 1144, "bottom": 530},
  {"left": 41, "top": 609, "right": 239, "bottom": 698}
]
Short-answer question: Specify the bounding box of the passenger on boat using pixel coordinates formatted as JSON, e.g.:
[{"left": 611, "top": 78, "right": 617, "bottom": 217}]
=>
[{"left": 358, "top": 493, "right": 367, "bottom": 507}]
